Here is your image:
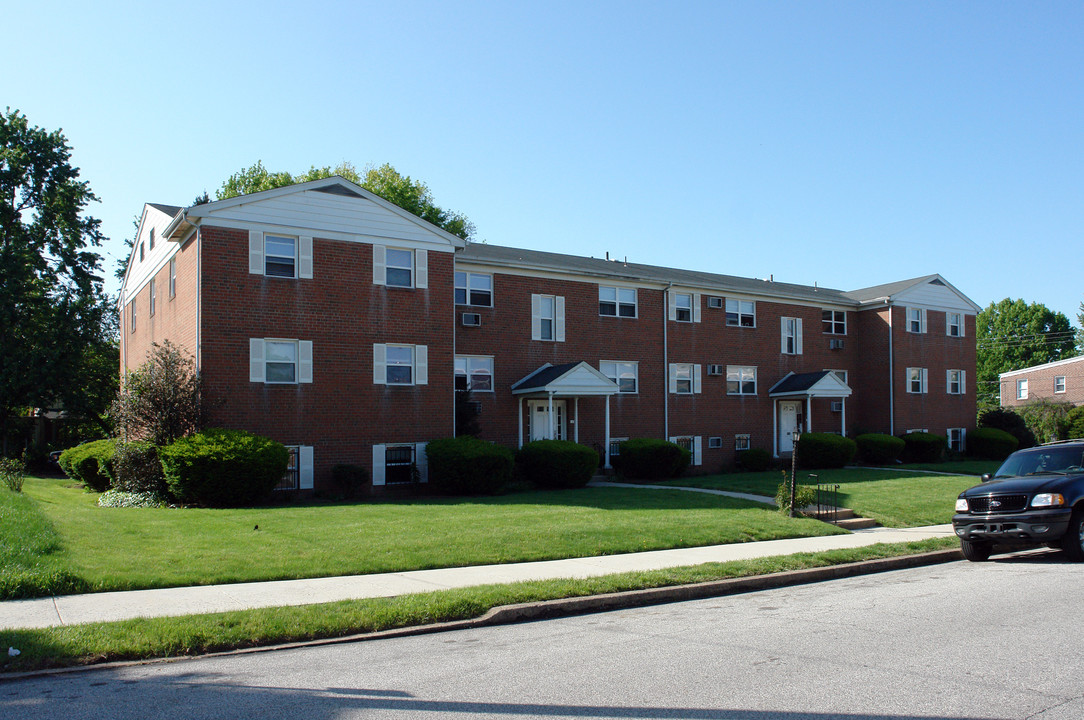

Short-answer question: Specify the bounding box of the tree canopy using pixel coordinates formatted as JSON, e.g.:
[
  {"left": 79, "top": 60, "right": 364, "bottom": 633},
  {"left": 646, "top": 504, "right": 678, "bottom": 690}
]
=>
[
  {"left": 976, "top": 298, "right": 1076, "bottom": 409},
  {"left": 0, "top": 108, "right": 117, "bottom": 448},
  {"left": 215, "top": 161, "right": 475, "bottom": 240}
]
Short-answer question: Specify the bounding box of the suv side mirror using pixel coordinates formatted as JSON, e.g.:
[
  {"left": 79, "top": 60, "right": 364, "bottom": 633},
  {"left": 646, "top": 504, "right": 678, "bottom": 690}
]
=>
[{"left": 981, "top": 473, "right": 992, "bottom": 482}]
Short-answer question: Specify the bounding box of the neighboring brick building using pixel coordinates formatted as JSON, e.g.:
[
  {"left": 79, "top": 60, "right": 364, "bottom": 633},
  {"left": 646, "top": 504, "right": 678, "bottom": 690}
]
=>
[
  {"left": 119, "top": 177, "right": 980, "bottom": 490},
  {"left": 1000, "top": 356, "right": 1084, "bottom": 409}
]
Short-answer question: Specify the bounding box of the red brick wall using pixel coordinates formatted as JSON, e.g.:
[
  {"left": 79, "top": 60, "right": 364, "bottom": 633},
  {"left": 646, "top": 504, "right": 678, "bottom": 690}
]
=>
[
  {"left": 198, "top": 225, "right": 455, "bottom": 488},
  {"left": 1000, "top": 358, "right": 1084, "bottom": 408},
  {"left": 121, "top": 234, "right": 200, "bottom": 372}
]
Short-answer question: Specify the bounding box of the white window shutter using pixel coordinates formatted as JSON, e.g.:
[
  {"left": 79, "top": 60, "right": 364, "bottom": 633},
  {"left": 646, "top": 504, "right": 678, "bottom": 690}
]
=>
[
  {"left": 372, "top": 444, "right": 385, "bottom": 486},
  {"left": 555, "top": 296, "right": 565, "bottom": 342},
  {"left": 692, "top": 293, "right": 701, "bottom": 323},
  {"left": 414, "top": 442, "right": 428, "bottom": 483},
  {"left": 415, "top": 249, "right": 428, "bottom": 289},
  {"left": 922, "top": 368, "right": 928, "bottom": 393},
  {"left": 946, "top": 370, "right": 952, "bottom": 393},
  {"left": 961, "top": 370, "right": 966, "bottom": 393},
  {"left": 249, "top": 339, "right": 265, "bottom": 382},
  {"left": 298, "top": 236, "right": 313, "bottom": 279},
  {"left": 249, "top": 231, "right": 264, "bottom": 274},
  {"left": 781, "top": 318, "right": 788, "bottom": 354},
  {"left": 921, "top": 309, "right": 928, "bottom": 332},
  {"left": 299, "top": 446, "right": 314, "bottom": 489},
  {"left": 298, "top": 341, "right": 313, "bottom": 383},
  {"left": 796, "top": 318, "right": 803, "bottom": 354},
  {"left": 693, "top": 364, "right": 702, "bottom": 394},
  {"left": 531, "top": 294, "right": 542, "bottom": 340},
  {"left": 373, "top": 244, "right": 386, "bottom": 285},
  {"left": 415, "top": 345, "right": 428, "bottom": 385},
  {"left": 693, "top": 436, "right": 702, "bottom": 466},
  {"left": 668, "top": 364, "right": 677, "bottom": 394},
  {"left": 373, "top": 343, "right": 386, "bottom": 385},
  {"left": 668, "top": 292, "right": 677, "bottom": 321}
]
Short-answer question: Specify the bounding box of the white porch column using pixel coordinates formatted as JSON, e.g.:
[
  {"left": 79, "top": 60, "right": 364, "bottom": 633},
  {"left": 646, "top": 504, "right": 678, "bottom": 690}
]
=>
[
  {"left": 518, "top": 397, "right": 524, "bottom": 448},
  {"left": 806, "top": 396, "right": 812, "bottom": 432},
  {"left": 772, "top": 400, "right": 778, "bottom": 457},
  {"left": 548, "top": 392, "right": 555, "bottom": 440},
  {"left": 604, "top": 395, "right": 611, "bottom": 469},
  {"left": 841, "top": 398, "right": 847, "bottom": 437},
  {"left": 574, "top": 397, "right": 579, "bottom": 443}
]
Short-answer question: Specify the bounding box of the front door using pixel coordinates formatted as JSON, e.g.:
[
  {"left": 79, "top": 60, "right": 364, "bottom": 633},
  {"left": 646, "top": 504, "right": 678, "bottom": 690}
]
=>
[
  {"left": 528, "top": 400, "right": 566, "bottom": 441},
  {"left": 778, "top": 401, "right": 800, "bottom": 453}
]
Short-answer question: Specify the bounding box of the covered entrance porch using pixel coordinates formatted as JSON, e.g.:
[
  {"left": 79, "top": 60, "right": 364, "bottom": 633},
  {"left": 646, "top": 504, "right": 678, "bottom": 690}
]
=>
[
  {"left": 511, "top": 361, "right": 620, "bottom": 468},
  {"left": 768, "top": 371, "right": 853, "bottom": 457}
]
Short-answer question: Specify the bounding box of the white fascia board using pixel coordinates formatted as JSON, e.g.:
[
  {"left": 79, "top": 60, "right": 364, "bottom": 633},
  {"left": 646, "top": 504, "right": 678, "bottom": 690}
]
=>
[
  {"left": 999, "top": 355, "right": 1084, "bottom": 379},
  {"left": 195, "top": 217, "right": 456, "bottom": 253}
]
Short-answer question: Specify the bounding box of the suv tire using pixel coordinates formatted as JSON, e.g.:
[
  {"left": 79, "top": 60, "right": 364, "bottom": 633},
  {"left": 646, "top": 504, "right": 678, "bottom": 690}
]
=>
[
  {"left": 1059, "top": 507, "right": 1084, "bottom": 562},
  {"left": 960, "top": 538, "right": 992, "bottom": 562}
]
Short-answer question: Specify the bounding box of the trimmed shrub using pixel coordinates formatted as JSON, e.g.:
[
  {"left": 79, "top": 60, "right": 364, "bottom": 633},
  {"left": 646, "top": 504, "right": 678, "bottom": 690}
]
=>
[
  {"left": 966, "top": 427, "right": 1018, "bottom": 460},
  {"left": 736, "top": 448, "right": 771, "bottom": 472},
  {"left": 331, "top": 464, "right": 370, "bottom": 498},
  {"left": 516, "top": 440, "right": 598, "bottom": 489},
  {"left": 112, "top": 441, "right": 167, "bottom": 496},
  {"left": 0, "top": 456, "right": 26, "bottom": 492},
  {"left": 855, "top": 433, "right": 905, "bottom": 465},
  {"left": 775, "top": 481, "right": 818, "bottom": 515},
  {"left": 159, "top": 429, "right": 288, "bottom": 507},
  {"left": 1066, "top": 406, "right": 1084, "bottom": 441},
  {"left": 978, "top": 407, "right": 1036, "bottom": 449},
  {"left": 613, "top": 438, "right": 691, "bottom": 480},
  {"left": 899, "top": 432, "right": 947, "bottom": 463},
  {"left": 426, "top": 436, "right": 514, "bottom": 495},
  {"left": 58, "top": 439, "right": 116, "bottom": 492},
  {"left": 795, "top": 433, "right": 857, "bottom": 469}
]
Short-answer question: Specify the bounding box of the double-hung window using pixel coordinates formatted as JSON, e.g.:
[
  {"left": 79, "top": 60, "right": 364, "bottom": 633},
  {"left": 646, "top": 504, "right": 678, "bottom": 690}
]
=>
[
  {"left": 726, "top": 299, "right": 755, "bottom": 327},
  {"left": 822, "top": 310, "right": 846, "bottom": 334},
  {"left": 265, "top": 340, "right": 299, "bottom": 384},
  {"left": 385, "top": 248, "right": 413, "bottom": 287},
  {"left": 599, "top": 286, "right": 636, "bottom": 317},
  {"left": 727, "top": 366, "right": 756, "bottom": 395},
  {"left": 735, "top": 434, "right": 751, "bottom": 451},
  {"left": 149, "top": 279, "right": 156, "bottom": 317},
  {"left": 948, "top": 428, "right": 966, "bottom": 453},
  {"left": 455, "top": 272, "right": 492, "bottom": 306},
  {"left": 169, "top": 258, "right": 176, "bottom": 299},
  {"left": 907, "top": 307, "right": 926, "bottom": 334},
  {"left": 946, "top": 312, "right": 963, "bottom": 337},
  {"left": 249, "top": 339, "right": 313, "bottom": 385},
  {"left": 1055, "top": 376, "right": 1066, "bottom": 394},
  {"left": 373, "top": 344, "right": 428, "bottom": 386},
  {"left": 373, "top": 245, "right": 427, "bottom": 288},
  {"left": 532, "top": 294, "right": 564, "bottom": 341},
  {"left": 674, "top": 293, "right": 692, "bottom": 322},
  {"left": 601, "top": 361, "right": 638, "bottom": 393},
  {"left": 907, "top": 367, "right": 928, "bottom": 394},
  {"left": 1017, "top": 379, "right": 1028, "bottom": 400},
  {"left": 947, "top": 369, "right": 965, "bottom": 395},
  {"left": 265, "top": 235, "right": 297, "bottom": 277},
  {"left": 129, "top": 299, "right": 136, "bottom": 332},
  {"left": 670, "top": 363, "right": 701, "bottom": 394},
  {"left": 455, "top": 356, "right": 493, "bottom": 391},
  {"left": 781, "top": 317, "right": 803, "bottom": 355},
  {"left": 249, "top": 231, "right": 312, "bottom": 279},
  {"left": 384, "top": 445, "right": 416, "bottom": 485}
]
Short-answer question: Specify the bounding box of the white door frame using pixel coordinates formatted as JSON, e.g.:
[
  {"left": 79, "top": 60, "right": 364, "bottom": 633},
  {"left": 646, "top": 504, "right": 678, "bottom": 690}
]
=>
[
  {"left": 527, "top": 399, "right": 567, "bottom": 441},
  {"left": 778, "top": 401, "right": 800, "bottom": 454}
]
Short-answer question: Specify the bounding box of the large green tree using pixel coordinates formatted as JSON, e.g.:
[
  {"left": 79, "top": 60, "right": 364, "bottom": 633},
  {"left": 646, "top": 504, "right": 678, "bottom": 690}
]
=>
[
  {"left": 216, "top": 161, "right": 475, "bottom": 240},
  {"left": 976, "top": 298, "right": 1076, "bottom": 409},
  {"left": 0, "top": 109, "right": 116, "bottom": 449}
]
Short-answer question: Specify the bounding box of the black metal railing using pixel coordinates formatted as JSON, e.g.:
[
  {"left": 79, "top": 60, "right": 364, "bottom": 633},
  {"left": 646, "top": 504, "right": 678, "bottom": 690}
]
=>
[{"left": 814, "top": 477, "right": 841, "bottom": 524}]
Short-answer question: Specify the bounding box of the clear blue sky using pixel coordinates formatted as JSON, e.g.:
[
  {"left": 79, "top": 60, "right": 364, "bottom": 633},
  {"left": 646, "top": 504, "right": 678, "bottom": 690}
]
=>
[{"left": 5, "top": 1, "right": 1081, "bottom": 326}]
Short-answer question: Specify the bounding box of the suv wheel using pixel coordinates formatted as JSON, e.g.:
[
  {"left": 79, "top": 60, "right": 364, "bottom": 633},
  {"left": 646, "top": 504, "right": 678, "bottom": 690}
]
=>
[
  {"left": 960, "top": 538, "right": 992, "bottom": 562},
  {"left": 1059, "top": 507, "right": 1084, "bottom": 562}
]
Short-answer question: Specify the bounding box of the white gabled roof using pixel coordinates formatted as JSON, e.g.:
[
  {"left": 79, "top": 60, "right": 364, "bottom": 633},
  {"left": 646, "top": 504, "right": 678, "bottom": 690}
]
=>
[{"left": 846, "top": 274, "right": 980, "bottom": 314}]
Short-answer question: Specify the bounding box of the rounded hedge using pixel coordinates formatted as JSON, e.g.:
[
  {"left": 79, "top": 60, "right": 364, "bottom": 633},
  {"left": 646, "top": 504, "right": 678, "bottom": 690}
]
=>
[
  {"left": 855, "top": 433, "right": 905, "bottom": 465},
  {"left": 159, "top": 429, "right": 288, "bottom": 507},
  {"left": 613, "top": 438, "right": 691, "bottom": 480},
  {"left": 978, "top": 407, "right": 1037, "bottom": 449},
  {"left": 795, "top": 433, "right": 857, "bottom": 469},
  {"left": 899, "top": 432, "right": 946, "bottom": 463},
  {"left": 516, "top": 440, "right": 598, "bottom": 489},
  {"left": 112, "top": 440, "right": 167, "bottom": 496},
  {"left": 966, "top": 427, "right": 1018, "bottom": 460},
  {"left": 1065, "top": 406, "right": 1084, "bottom": 441},
  {"left": 58, "top": 439, "right": 116, "bottom": 492},
  {"left": 426, "top": 436, "right": 514, "bottom": 495},
  {"left": 736, "top": 448, "right": 771, "bottom": 472}
]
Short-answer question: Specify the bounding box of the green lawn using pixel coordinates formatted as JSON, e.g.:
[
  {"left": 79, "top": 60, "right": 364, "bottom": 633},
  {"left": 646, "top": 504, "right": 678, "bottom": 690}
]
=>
[{"left": 6, "top": 477, "right": 845, "bottom": 598}]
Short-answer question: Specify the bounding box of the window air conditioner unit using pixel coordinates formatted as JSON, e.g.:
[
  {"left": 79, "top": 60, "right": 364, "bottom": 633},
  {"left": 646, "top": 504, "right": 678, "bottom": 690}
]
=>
[
  {"left": 829, "top": 338, "right": 845, "bottom": 350},
  {"left": 707, "top": 296, "right": 723, "bottom": 309},
  {"left": 461, "top": 313, "right": 481, "bottom": 327},
  {"left": 707, "top": 364, "right": 724, "bottom": 376},
  {"left": 831, "top": 401, "right": 843, "bottom": 412}
]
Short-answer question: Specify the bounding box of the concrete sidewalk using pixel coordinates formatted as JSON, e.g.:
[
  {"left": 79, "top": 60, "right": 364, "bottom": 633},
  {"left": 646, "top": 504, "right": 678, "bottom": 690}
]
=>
[{"left": 0, "top": 524, "right": 954, "bottom": 631}]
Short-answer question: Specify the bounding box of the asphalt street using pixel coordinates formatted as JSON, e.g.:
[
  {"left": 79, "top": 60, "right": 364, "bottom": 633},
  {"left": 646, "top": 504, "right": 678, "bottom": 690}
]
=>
[{"left": 4, "top": 551, "right": 1083, "bottom": 719}]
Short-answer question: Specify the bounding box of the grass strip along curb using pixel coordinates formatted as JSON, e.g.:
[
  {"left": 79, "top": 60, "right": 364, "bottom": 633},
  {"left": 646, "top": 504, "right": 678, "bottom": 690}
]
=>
[{"left": 0, "top": 538, "right": 959, "bottom": 677}]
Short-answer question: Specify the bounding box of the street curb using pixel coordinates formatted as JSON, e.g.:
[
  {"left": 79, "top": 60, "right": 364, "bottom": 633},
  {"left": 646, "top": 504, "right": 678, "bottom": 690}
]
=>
[{"left": 0, "top": 548, "right": 961, "bottom": 681}]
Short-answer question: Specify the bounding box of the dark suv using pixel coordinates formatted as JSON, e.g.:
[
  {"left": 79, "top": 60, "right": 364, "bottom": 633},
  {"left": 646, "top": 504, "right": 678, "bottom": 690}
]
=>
[{"left": 953, "top": 440, "right": 1084, "bottom": 562}]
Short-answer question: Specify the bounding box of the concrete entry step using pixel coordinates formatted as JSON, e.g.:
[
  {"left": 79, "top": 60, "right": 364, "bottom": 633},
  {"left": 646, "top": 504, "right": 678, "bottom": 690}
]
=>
[{"left": 803, "top": 506, "right": 881, "bottom": 531}]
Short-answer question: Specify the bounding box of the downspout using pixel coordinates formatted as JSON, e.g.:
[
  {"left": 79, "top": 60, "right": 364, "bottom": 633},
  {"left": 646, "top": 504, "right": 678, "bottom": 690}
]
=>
[
  {"left": 663, "top": 282, "right": 673, "bottom": 440},
  {"left": 195, "top": 225, "right": 202, "bottom": 372},
  {"left": 887, "top": 300, "right": 894, "bottom": 435}
]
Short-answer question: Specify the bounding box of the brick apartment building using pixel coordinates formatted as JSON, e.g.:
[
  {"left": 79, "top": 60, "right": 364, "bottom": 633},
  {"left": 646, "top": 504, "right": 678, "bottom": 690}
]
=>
[
  {"left": 999, "top": 356, "right": 1084, "bottom": 409},
  {"left": 119, "top": 177, "right": 979, "bottom": 491}
]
